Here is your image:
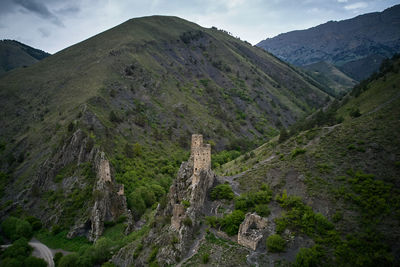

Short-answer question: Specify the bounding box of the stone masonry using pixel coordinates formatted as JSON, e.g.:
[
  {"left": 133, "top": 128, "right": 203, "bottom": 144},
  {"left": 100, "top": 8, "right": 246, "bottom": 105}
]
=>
[{"left": 190, "top": 134, "right": 211, "bottom": 184}]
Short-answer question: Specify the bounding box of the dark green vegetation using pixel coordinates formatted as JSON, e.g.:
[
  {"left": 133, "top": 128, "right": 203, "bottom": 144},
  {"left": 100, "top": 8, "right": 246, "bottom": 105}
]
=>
[
  {"left": 217, "top": 55, "right": 400, "bottom": 265},
  {"left": 266, "top": 234, "right": 286, "bottom": 252},
  {"left": 257, "top": 4, "right": 400, "bottom": 81},
  {"left": 0, "top": 40, "right": 50, "bottom": 75},
  {"left": 0, "top": 238, "right": 47, "bottom": 267}
]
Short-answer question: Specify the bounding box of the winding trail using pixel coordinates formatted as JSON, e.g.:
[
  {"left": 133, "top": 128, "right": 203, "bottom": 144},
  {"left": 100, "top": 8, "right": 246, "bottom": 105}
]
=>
[
  {"left": 1, "top": 239, "right": 55, "bottom": 267},
  {"left": 29, "top": 239, "right": 55, "bottom": 267}
]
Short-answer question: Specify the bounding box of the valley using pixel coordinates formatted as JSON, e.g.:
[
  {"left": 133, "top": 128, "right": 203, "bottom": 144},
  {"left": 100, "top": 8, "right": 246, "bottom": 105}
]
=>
[{"left": 0, "top": 6, "right": 399, "bottom": 267}]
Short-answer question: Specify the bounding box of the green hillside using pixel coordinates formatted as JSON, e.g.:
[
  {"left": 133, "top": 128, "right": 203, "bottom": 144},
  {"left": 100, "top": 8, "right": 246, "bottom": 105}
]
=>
[
  {"left": 212, "top": 55, "right": 400, "bottom": 266},
  {"left": 0, "top": 16, "right": 328, "bottom": 237},
  {"left": 0, "top": 40, "right": 50, "bottom": 75},
  {"left": 302, "top": 61, "right": 357, "bottom": 97}
]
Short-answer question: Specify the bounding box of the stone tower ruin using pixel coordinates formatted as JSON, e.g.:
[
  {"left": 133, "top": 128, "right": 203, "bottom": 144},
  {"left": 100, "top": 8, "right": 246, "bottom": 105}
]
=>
[{"left": 190, "top": 134, "right": 211, "bottom": 183}]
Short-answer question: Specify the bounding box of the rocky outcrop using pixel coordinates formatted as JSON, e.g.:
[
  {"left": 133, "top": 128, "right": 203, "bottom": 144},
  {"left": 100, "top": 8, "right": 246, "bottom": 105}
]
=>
[
  {"left": 112, "top": 135, "right": 215, "bottom": 266},
  {"left": 88, "top": 151, "right": 133, "bottom": 241},
  {"left": 31, "top": 128, "right": 132, "bottom": 241},
  {"left": 238, "top": 213, "right": 268, "bottom": 251}
]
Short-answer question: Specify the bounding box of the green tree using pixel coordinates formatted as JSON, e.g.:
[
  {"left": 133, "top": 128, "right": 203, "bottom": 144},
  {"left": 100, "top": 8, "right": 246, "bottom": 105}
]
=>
[
  {"left": 221, "top": 210, "right": 245, "bottom": 236},
  {"left": 210, "top": 184, "right": 234, "bottom": 200},
  {"left": 266, "top": 234, "right": 286, "bottom": 252},
  {"left": 24, "top": 256, "right": 47, "bottom": 267}
]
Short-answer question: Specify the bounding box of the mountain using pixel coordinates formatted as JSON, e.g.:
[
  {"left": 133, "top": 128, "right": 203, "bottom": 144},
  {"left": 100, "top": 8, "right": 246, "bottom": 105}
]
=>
[
  {"left": 257, "top": 4, "right": 400, "bottom": 81},
  {"left": 303, "top": 61, "right": 357, "bottom": 96},
  {"left": 0, "top": 40, "right": 50, "bottom": 75},
  {"left": 0, "top": 15, "right": 329, "bottom": 263}
]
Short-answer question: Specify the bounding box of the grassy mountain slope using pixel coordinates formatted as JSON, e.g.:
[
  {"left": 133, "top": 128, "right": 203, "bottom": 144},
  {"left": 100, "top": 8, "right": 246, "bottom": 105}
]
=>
[
  {"left": 0, "top": 40, "right": 50, "bottom": 75},
  {"left": 302, "top": 61, "right": 357, "bottom": 96},
  {"left": 211, "top": 55, "right": 400, "bottom": 266},
  {"left": 0, "top": 16, "right": 329, "bottom": 233},
  {"left": 257, "top": 4, "right": 400, "bottom": 81}
]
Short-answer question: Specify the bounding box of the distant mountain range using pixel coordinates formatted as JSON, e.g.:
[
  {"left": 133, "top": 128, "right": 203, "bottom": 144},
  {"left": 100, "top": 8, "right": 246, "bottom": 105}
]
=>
[
  {"left": 257, "top": 4, "right": 400, "bottom": 81},
  {"left": 0, "top": 40, "right": 50, "bottom": 75}
]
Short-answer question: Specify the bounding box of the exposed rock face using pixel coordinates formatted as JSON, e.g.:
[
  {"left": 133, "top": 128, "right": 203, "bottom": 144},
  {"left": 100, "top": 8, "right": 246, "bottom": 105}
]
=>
[
  {"left": 238, "top": 213, "right": 268, "bottom": 251},
  {"left": 31, "top": 129, "right": 132, "bottom": 241},
  {"left": 88, "top": 151, "right": 133, "bottom": 241}
]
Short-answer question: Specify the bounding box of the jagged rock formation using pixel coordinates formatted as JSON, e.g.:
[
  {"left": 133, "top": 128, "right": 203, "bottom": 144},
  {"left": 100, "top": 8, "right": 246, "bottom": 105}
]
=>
[
  {"left": 237, "top": 213, "right": 268, "bottom": 251},
  {"left": 30, "top": 129, "right": 132, "bottom": 241},
  {"left": 160, "top": 134, "right": 215, "bottom": 262},
  {"left": 112, "top": 134, "right": 216, "bottom": 266},
  {"left": 87, "top": 151, "right": 133, "bottom": 241}
]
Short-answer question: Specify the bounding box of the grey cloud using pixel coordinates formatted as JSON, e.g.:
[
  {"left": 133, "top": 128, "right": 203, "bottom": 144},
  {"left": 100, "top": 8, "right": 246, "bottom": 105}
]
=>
[
  {"left": 13, "top": 0, "right": 64, "bottom": 26},
  {"left": 38, "top": 27, "right": 51, "bottom": 38},
  {"left": 55, "top": 5, "right": 80, "bottom": 15}
]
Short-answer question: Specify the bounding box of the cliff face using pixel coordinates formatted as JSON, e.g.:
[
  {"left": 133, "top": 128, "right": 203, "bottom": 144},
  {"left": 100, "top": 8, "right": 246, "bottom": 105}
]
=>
[{"left": 21, "top": 128, "right": 132, "bottom": 241}]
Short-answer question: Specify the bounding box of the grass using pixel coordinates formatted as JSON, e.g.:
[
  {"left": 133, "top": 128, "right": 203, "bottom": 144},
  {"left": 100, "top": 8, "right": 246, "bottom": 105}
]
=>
[{"left": 35, "top": 230, "right": 91, "bottom": 252}]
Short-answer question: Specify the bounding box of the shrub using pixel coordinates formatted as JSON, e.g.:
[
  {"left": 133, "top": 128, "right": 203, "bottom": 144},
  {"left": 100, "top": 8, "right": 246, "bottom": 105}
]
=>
[
  {"left": 266, "top": 234, "right": 286, "bottom": 252},
  {"left": 1, "top": 217, "right": 32, "bottom": 240},
  {"left": 221, "top": 210, "right": 245, "bottom": 236},
  {"left": 295, "top": 246, "right": 322, "bottom": 267},
  {"left": 1, "top": 238, "right": 32, "bottom": 259},
  {"left": 54, "top": 252, "right": 63, "bottom": 266},
  {"left": 349, "top": 108, "right": 361, "bottom": 118},
  {"left": 255, "top": 204, "right": 270, "bottom": 217},
  {"left": 181, "top": 200, "right": 190, "bottom": 209},
  {"left": 15, "top": 220, "right": 33, "bottom": 239},
  {"left": 291, "top": 148, "right": 306, "bottom": 158},
  {"left": 183, "top": 217, "right": 193, "bottom": 227},
  {"left": 202, "top": 253, "right": 210, "bottom": 264},
  {"left": 58, "top": 253, "right": 80, "bottom": 267},
  {"left": 102, "top": 262, "right": 117, "bottom": 267},
  {"left": 210, "top": 184, "right": 234, "bottom": 200},
  {"left": 205, "top": 216, "right": 220, "bottom": 228},
  {"left": 24, "top": 256, "right": 47, "bottom": 267}
]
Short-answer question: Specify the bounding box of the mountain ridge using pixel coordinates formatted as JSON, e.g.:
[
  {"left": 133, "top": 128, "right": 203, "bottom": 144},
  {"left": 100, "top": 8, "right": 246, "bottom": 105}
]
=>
[{"left": 257, "top": 4, "right": 400, "bottom": 80}]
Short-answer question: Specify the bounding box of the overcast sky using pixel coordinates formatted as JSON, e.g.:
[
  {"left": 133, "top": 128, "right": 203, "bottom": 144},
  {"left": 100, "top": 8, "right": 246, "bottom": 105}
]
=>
[{"left": 0, "top": 0, "right": 399, "bottom": 54}]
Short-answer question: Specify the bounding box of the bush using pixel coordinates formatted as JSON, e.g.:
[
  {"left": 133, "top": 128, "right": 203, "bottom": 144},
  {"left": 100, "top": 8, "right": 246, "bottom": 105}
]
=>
[
  {"left": 235, "top": 189, "right": 272, "bottom": 212},
  {"left": 295, "top": 246, "right": 322, "bottom": 267},
  {"left": 1, "top": 217, "right": 33, "bottom": 240},
  {"left": 221, "top": 210, "right": 245, "bottom": 236},
  {"left": 266, "top": 234, "right": 286, "bottom": 252},
  {"left": 1, "top": 258, "right": 23, "bottom": 267},
  {"left": 291, "top": 148, "right": 306, "bottom": 158},
  {"left": 54, "top": 252, "right": 63, "bottom": 266},
  {"left": 255, "top": 204, "right": 270, "bottom": 217},
  {"left": 202, "top": 253, "right": 210, "bottom": 263},
  {"left": 183, "top": 217, "right": 193, "bottom": 227},
  {"left": 1, "top": 238, "right": 32, "bottom": 259},
  {"left": 210, "top": 184, "right": 234, "bottom": 200},
  {"left": 349, "top": 108, "right": 361, "bottom": 118},
  {"left": 24, "top": 256, "right": 47, "bottom": 267},
  {"left": 15, "top": 220, "right": 33, "bottom": 240},
  {"left": 58, "top": 253, "right": 79, "bottom": 267}
]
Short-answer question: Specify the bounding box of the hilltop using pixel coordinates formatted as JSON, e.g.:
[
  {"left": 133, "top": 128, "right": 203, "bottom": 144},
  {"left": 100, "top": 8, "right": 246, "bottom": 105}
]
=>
[
  {"left": 257, "top": 4, "right": 400, "bottom": 81},
  {"left": 0, "top": 40, "right": 50, "bottom": 75}
]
